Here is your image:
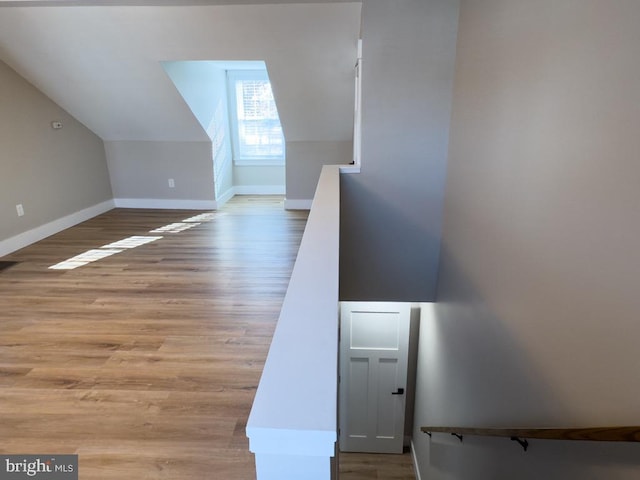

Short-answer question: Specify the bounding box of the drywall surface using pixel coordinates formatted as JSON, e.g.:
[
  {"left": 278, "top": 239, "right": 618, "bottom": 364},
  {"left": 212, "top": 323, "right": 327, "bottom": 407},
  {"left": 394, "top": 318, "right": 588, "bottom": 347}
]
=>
[
  {"left": 0, "top": 3, "right": 361, "bottom": 208},
  {"left": 162, "top": 61, "right": 234, "bottom": 199},
  {"left": 286, "top": 141, "right": 352, "bottom": 201},
  {"left": 0, "top": 3, "right": 362, "bottom": 143},
  {"left": 161, "top": 61, "right": 292, "bottom": 199},
  {"left": 105, "top": 141, "right": 214, "bottom": 202},
  {"left": 233, "top": 165, "right": 285, "bottom": 193},
  {"left": 339, "top": 0, "right": 459, "bottom": 301},
  {"left": 0, "top": 59, "right": 112, "bottom": 244},
  {"left": 414, "top": 1, "right": 640, "bottom": 478},
  {"left": 162, "top": 61, "right": 224, "bottom": 137}
]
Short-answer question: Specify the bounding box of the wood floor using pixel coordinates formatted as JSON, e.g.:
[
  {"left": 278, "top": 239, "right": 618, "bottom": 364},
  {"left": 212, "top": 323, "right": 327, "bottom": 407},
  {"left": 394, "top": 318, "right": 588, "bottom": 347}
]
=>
[
  {"left": 0, "top": 196, "right": 307, "bottom": 479},
  {"left": 0, "top": 195, "right": 416, "bottom": 479},
  {"left": 339, "top": 452, "right": 416, "bottom": 480}
]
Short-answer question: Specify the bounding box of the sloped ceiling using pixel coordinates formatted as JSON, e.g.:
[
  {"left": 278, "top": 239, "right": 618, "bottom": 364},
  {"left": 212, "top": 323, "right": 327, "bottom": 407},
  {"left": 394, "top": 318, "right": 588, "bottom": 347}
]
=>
[{"left": 0, "top": 2, "right": 362, "bottom": 142}]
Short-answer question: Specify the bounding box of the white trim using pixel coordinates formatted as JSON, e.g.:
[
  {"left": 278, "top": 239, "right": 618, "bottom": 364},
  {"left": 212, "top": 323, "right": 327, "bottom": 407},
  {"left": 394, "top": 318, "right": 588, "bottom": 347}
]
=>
[
  {"left": 233, "top": 185, "right": 285, "bottom": 195},
  {"left": 0, "top": 199, "right": 115, "bottom": 257},
  {"left": 234, "top": 160, "right": 285, "bottom": 167},
  {"left": 410, "top": 440, "right": 422, "bottom": 480},
  {"left": 113, "top": 198, "right": 218, "bottom": 210},
  {"left": 338, "top": 165, "right": 361, "bottom": 174},
  {"left": 284, "top": 199, "right": 313, "bottom": 211},
  {"left": 353, "top": 39, "right": 363, "bottom": 168},
  {"left": 247, "top": 166, "right": 341, "bottom": 477},
  {"left": 113, "top": 189, "right": 288, "bottom": 212},
  {"left": 247, "top": 428, "right": 337, "bottom": 457},
  {"left": 216, "top": 188, "right": 235, "bottom": 208}
]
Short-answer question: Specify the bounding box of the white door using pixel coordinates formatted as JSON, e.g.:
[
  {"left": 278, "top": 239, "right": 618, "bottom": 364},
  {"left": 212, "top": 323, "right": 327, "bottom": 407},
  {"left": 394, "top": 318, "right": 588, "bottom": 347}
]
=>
[{"left": 339, "top": 302, "right": 411, "bottom": 454}]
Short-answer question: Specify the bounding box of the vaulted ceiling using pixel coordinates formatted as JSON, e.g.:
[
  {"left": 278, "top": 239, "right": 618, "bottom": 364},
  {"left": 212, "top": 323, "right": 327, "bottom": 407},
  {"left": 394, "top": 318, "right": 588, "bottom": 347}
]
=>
[{"left": 0, "top": 1, "right": 362, "bottom": 142}]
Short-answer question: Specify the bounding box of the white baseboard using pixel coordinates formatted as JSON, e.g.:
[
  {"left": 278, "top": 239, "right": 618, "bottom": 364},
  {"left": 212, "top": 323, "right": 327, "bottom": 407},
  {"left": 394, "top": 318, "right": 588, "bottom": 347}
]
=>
[
  {"left": 215, "top": 188, "right": 235, "bottom": 208},
  {"left": 0, "top": 199, "right": 115, "bottom": 257},
  {"left": 113, "top": 198, "right": 218, "bottom": 210},
  {"left": 284, "top": 198, "right": 313, "bottom": 210},
  {"left": 233, "top": 185, "right": 286, "bottom": 195},
  {"left": 410, "top": 440, "right": 422, "bottom": 480},
  {"left": 0, "top": 191, "right": 307, "bottom": 257},
  {"left": 114, "top": 188, "right": 288, "bottom": 211}
]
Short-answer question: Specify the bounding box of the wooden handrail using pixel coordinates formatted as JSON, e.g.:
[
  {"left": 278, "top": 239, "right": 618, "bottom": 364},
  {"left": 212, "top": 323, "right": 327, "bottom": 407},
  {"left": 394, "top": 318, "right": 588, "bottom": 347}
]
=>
[{"left": 421, "top": 426, "right": 640, "bottom": 443}]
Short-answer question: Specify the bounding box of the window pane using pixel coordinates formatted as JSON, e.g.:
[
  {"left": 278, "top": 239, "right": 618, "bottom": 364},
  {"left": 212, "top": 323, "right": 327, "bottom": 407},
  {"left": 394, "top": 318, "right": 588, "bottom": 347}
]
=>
[{"left": 235, "top": 79, "right": 284, "bottom": 159}]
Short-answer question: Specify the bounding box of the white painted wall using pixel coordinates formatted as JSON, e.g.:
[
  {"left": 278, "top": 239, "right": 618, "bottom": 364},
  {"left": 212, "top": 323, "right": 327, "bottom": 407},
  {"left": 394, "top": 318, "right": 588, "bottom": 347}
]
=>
[
  {"left": 0, "top": 59, "right": 112, "bottom": 253},
  {"left": 163, "top": 61, "right": 234, "bottom": 201},
  {"left": 247, "top": 165, "right": 342, "bottom": 480},
  {"left": 413, "top": 1, "right": 640, "bottom": 478},
  {"left": 162, "top": 61, "right": 222, "bottom": 136},
  {"left": 163, "top": 60, "right": 285, "bottom": 199}
]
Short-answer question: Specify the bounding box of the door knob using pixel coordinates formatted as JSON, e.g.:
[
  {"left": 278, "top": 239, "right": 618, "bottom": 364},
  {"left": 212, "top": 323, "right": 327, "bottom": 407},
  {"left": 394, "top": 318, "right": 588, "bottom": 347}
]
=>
[{"left": 391, "top": 388, "right": 404, "bottom": 395}]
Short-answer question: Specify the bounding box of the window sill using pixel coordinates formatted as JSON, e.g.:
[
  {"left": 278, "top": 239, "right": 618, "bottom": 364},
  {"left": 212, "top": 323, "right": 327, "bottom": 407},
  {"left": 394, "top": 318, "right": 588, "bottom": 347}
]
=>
[{"left": 234, "top": 160, "right": 285, "bottom": 167}]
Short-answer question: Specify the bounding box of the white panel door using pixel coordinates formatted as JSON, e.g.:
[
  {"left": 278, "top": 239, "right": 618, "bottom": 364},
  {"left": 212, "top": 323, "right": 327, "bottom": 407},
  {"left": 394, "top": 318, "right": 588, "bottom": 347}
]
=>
[{"left": 339, "top": 302, "right": 411, "bottom": 454}]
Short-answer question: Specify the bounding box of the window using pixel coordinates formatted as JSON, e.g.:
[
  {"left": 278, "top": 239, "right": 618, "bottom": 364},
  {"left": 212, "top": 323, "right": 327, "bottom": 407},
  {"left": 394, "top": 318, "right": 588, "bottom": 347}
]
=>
[{"left": 227, "top": 70, "right": 285, "bottom": 165}]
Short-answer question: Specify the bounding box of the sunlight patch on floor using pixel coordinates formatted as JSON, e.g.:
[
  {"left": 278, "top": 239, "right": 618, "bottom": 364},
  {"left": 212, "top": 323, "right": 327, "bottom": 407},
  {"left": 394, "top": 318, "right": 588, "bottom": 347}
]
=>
[
  {"left": 149, "top": 223, "right": 200, "bottom": 234},
  {"left": 102, "top": 236, "right": 164, "bottom": 249},
  {"left": 48, "top": 211, "right": 220, "bottom": 270},
  {"left": 49, "top": 249, "right": 124, "bottom": 270}
]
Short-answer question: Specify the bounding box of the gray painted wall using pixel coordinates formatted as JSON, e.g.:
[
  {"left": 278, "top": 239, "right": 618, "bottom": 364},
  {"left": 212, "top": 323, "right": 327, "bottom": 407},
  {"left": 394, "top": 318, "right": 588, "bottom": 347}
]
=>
[
  {"left": 413, "top": 1, "right": 640, "bottom": 478},
  {"left": 286, "top": 141, "right": 351, "bottom": 201},
  {"left": 0, "top": 60, "right": 112, "bottom": 242},
  {"left": 339, "top": 0, "right": 459, "bottom": 301},
  {"left": 234, "top": 165, "right": 285, "bottom": 191},
  {"left": 0, "top": 3, "right": 361, "bottom": 211},
  {"left": 105, "top": 141, "right": 214, "bottom": 202}
]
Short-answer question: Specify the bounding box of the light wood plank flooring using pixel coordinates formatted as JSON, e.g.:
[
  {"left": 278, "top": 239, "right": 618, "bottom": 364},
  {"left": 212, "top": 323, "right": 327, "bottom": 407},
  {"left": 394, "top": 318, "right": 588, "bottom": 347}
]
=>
[
  {"left": 339, "top": 452, "right": 416, "bottom": 480},
  {"left": 0, "top": 196, "right": 307, "bottom": 479},
  {"left": 0, "top": 195, "right": 416, "bottom": 479}
]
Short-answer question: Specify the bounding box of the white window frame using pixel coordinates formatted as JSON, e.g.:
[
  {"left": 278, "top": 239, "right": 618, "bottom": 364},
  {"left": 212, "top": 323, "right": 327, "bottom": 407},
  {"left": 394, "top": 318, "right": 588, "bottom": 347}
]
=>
[{"left": 227, "top": 69, "right": 285, "bottom": 166}]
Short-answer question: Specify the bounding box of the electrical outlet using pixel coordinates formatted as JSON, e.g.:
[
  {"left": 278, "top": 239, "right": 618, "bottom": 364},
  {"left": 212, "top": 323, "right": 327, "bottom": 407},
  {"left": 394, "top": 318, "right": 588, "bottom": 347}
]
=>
[
  {"left": 16, "top": 204, "right": 24, "bottom": 217},
  {"left": 168, "top": 178, "right": 175, "bottom": 188}
]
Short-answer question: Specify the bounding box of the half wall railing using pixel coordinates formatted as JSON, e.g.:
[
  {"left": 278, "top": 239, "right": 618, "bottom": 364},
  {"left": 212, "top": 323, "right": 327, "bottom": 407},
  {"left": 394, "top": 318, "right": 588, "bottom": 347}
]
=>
[{"left": 246, "top": 165, "right": 343, "bottom": 480}]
